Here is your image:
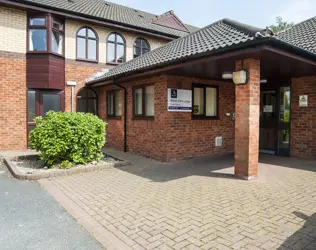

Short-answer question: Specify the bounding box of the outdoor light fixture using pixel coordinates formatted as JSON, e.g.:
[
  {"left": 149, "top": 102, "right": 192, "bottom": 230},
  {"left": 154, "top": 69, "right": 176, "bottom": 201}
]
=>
[
  {"left": 260, "top": 79, "right": 268, "bottom": 84},
  {"left": 222, "top": 71, "right": 233, "bottom": 79},
  {"left": 233, "top": 70, "right": 248, "bottom": 85}
]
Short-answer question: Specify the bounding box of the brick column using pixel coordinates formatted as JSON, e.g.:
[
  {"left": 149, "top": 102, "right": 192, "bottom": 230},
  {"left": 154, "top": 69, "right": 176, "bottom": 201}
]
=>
[{"left": 234, "top": 59, "right": 260, "bottom": 179}]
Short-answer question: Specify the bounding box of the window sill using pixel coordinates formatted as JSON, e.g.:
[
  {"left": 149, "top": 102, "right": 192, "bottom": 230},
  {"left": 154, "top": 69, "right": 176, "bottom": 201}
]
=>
[
  {"left": 192, "top": 116, "right": 220, "bottom": 120},
  {"left": 76, "top": 58, "right": 99, "bottom": 64},
  {"left": 133, "top": 116, "right": 154, "bottom": 120},
  {"left": 27, "top": 51, "right": 65, "bottom": 58},
  {"left": 106, "top": 116, "right": 122, "bottom": 120}
]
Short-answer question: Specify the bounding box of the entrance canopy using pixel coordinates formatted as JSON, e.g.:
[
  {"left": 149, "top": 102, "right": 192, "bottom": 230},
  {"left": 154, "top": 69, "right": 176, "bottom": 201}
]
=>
[
  {"left": 87, "top": 18, "right": 316, "bottom": 86},
  {"left": 86, "top": 17, "right": 316, "bottom": 179}
]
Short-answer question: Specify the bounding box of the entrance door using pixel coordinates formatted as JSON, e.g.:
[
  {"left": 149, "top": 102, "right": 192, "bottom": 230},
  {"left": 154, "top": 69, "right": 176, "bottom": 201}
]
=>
[
  {"left": 260, "top": 90, "right": 277, "bottom": 154},
  {"left": 259, "top": 86, "right": 291, "bottom": 156}
]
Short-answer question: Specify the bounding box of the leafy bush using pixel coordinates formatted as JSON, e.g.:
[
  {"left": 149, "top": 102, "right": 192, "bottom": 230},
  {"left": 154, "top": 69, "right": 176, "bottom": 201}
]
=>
[
  {"left": 29, "top": 111, "right": 106, "bottom": 167},
  {"left": 60, "top": 160, "right": 73, "bottom": 169}
]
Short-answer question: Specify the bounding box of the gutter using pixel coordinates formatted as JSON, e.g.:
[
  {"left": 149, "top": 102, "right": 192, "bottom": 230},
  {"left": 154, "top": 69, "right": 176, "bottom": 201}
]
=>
[{"left": 112, "top": 79, "right": 127, "bottom": 153}]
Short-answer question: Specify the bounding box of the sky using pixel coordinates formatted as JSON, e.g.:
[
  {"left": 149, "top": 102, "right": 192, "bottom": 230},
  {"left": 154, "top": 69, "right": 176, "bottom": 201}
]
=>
[{"left": 108, "top": 0, "right": 316, "bottom": 28}]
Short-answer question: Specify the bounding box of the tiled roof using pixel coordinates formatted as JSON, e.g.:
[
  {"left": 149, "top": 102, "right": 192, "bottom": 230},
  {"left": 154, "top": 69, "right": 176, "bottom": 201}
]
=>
[
  {"left": 17, "top": 0, "right": 199, "bottom": 37},
  {"left": 276, "top": 17, "right": 316, "bottom": 54},
  {"left": 87, "top": 17, "right": 316, "bottom": 84},
  {"left": 87, "top": 19, "right": 260, "bottom": 83}
]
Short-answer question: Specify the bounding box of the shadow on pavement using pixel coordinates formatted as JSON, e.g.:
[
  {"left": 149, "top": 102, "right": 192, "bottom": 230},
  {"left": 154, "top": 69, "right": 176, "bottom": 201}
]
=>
[
  {"left": 116, "top": 151, "right": 316, "bottom": 182},
  {"left": 278, "top": 212, "right": 316, "bottom": 249}
]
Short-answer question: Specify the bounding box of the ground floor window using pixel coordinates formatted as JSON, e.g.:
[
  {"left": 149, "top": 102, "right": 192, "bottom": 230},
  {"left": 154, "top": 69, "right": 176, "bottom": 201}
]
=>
[
  {"left": 192, "top": 83, "right": 218, "bottom": 119},
  {"left": 133, "top": 84, "right": 154, "bottom": 118},
  {"left": 76, "top": 88, "right": 98, "bottom": 115},
  {"left": 107, "top": 89, "right": 122, "bottom": 117},
  {"left": 27, "top": 89, "right": 64, "bottom": 142}
]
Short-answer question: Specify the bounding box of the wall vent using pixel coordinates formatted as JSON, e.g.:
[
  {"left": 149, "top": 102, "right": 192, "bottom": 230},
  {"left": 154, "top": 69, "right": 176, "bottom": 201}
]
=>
[{"left": 215, "top": 137, "right": 222, "bottom": 147}]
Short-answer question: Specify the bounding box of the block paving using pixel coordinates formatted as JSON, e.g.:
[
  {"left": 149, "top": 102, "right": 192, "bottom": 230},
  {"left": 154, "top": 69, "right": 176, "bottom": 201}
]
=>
[{"left": 39, "top": 150, "right": 316, "bottom": 250}]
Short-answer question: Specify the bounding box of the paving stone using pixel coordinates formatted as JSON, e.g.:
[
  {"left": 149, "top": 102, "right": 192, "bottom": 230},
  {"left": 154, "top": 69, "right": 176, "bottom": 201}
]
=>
[{"left": 39, "top": 151, "right": 316, "bottom": 250}]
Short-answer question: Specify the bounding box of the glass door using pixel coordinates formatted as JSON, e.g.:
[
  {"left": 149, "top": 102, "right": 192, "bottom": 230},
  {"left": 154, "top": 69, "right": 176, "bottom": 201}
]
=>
[
  {"left": 259, "top": 90, "right": 277, "bottom": 154},
  {"left": 278, "top": 87, "right": 291, "bottom": 156}
]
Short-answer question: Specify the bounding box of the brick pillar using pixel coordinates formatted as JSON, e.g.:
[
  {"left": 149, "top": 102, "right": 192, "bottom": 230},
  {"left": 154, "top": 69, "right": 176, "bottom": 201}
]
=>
[{"left": 234, "top": 59, "right": 260, "bottom": 179}]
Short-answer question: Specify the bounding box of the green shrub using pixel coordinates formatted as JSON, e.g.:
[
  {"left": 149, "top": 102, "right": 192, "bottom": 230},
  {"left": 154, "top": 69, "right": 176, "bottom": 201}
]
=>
[
  {"left": 60, "top": 160, "right": 73, "bottom": 169},
  {"left": 29, "top": 111, "right": 106, "bottom": 167}
]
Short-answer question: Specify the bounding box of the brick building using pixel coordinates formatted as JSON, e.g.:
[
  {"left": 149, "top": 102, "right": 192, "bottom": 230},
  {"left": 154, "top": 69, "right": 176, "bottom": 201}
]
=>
[{"left": 1, "top": 0, "right": 316, "bottom": 179}]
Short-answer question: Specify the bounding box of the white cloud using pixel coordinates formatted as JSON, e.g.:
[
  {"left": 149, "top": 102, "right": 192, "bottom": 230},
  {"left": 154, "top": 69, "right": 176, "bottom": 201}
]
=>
[{"left": 270, "top": 0, "right": 316, "bottom": 25}]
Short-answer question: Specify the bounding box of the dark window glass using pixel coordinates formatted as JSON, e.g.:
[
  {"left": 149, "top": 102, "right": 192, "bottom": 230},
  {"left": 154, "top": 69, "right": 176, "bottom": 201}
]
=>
[
  {"left": 133, "top": 38, "right": 150, "bottom": 58},
  {"left": 42, "top": 94, "right": 61, "bottom": 116},
  {"left": 27, "top": 90, "right": 63, "bottom": 146},
  {"left": 107, "top": 90, "right": 122, "bottom": 117},
  {"left": 107, "top": 33, "right": 125, "bottom": 64},
  {"left": 28, "top": 91, "right": 36, "bottom": 122},
  {"left": 76, "top": 88, "right": 97, "bottom": 115},
  {"left": 88, "top": 99, "right": 97, "bottom": 114},
  {"left": 107, "top": 92, "right": 114, "bottom": 116},
  {"left": 29, "top": 29, "right": 47, "bottom": 51},
  {"left": 192, "top": 84, "right": 218, "bottom": 118},
  {"left": 77, "top": 27, "right": 98, "bottom": 61}
]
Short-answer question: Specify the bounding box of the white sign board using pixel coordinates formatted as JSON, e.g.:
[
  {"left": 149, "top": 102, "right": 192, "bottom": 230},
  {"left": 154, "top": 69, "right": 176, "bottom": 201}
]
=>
[
  {"left": 299, "top": 95, "right": 308, "bottom": 107},
  {"left": 168, "top": 89, "right": 192, "bottom": 112},
  {"left": 263, "top": 105, "right": 273, "bottom": 113}
]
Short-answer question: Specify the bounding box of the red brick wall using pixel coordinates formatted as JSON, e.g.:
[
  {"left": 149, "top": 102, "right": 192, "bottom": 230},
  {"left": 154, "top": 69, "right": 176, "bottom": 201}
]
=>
[
  {"left": 101, "top": 75, "right": 168, "bottom": 159},
  {"left": 65, "top": 60, "right": 106, "bottom": 112},
  {"left": 101, "top": 74, "right": 235, "bottom": 161},
  {"left": 164, "top": 75, "right": 235, "bottom": 161},
  {"left": 0, "top": 51, "right": 27, "bottom": 149},
  {"left": 234, "top": 59, "right": 260, "bottom": 178},
  {"left": 291, "top": 76, "right": 316, "bottom": 159}
]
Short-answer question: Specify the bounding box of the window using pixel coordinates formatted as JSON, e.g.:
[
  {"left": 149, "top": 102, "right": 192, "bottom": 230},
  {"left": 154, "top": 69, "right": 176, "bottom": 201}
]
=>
[
  {"left": 107, "top": 32, "right": 125, "bottom": 64},
  {"left": 29, "top": 17, "right": 47, "bottom": 51},
  {"left": 134, "top": 38, "right": 150, "bottom": 58},
  {"left": 27, "top": 90, "right": 64, "bottom": 143},
  {"left": 76, "top": 27, "right": 98, "bottom": 61},
  {"left": 52, "top": 19, "right": 64, "bottom": 54},
  {"left": 107, "top": 90, "right": 122, "bottom": 117},
  {"left": 192, "top": 84, "right": 218, "bottom": 119},
  {"left": 28, "top": 15, "right": 64, "bottom": 54},
  {"left": 76, "top": 88, "right": 98, "bottom": 115},
  {"left": 133, "top": 85, "right": 154, "bottom": 118}
]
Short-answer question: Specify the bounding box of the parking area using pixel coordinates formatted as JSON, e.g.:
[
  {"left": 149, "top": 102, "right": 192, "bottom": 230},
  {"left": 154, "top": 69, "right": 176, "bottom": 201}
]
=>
[
  {"left": 38, "top": 150, "right": 316, "bottom": 250},
  {"left": 0, "top": 160, "right": 102, "bottom": 250}
]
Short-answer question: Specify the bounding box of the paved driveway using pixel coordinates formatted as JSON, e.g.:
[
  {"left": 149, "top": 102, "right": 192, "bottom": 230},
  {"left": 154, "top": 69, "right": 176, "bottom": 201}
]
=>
[
  {"left": 0, "top": 162, "right": 102, "bottom": 250},
  {"left": 39, "top": 150, "right": 316, "bottom": 250}
]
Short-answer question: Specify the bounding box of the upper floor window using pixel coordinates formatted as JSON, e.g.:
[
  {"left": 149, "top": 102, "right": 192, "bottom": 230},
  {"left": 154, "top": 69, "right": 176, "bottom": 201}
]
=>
[
  {"left": 76, "top": 27, "right": 98, "bottom": 61},
  {"left": 28, "top": 15, "right": 64, "bottom": 55},
  {"left": 134, "top": 38, "right": 150, "bottom": 58},
  {"left": 29, "top": 17, "right": 47, "bottom": 51},
  {"left": 107, "top": 32, "right": 125, "bottom": 64}
]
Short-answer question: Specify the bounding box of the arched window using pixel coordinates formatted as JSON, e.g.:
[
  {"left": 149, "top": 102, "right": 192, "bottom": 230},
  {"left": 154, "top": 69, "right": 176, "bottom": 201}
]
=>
[
  {"left": 77, "top": 88, "right": 98, "bottom": 115},
  {"left": 107, "top": 32, "right": 125, "bottom": 64},
  {"left": 134, "top": 38, "right": 150, "bottom": 58},
  {"left": 76, "top": 27, "right": 98, "bottom": 61}
]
